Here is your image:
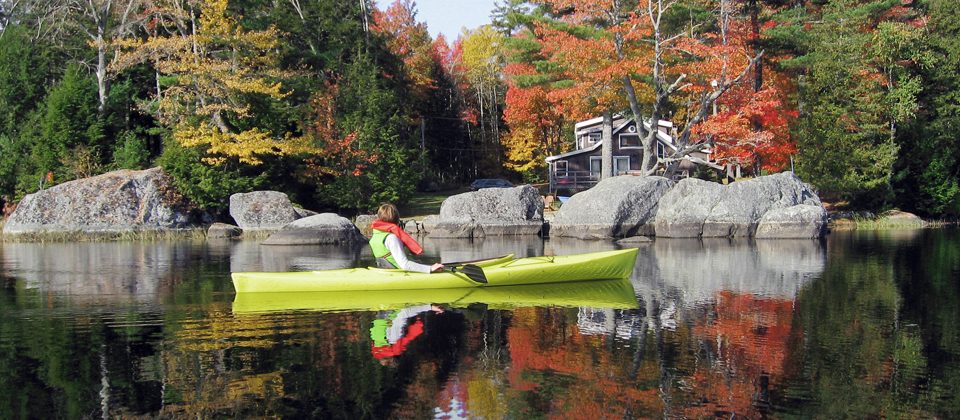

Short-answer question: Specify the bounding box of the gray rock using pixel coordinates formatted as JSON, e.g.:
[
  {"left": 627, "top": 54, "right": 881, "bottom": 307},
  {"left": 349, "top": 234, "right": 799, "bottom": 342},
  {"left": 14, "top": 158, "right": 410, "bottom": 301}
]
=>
[
  {"left": 354, "top": 214, "right": 377, "bottom": 237},
  {"left": 549, "top": 176, "right": 675, "bottom": 239},
  {"left": 207, "top": 222, "right": 242, "bottom": 239},
  {"left": 655, "top": 172, "right": 825, "bottom": 238},
  {"left": 262, "top": 213, "right": 367, "bottom": 245},
  {"left": 420, "top": 215, "right": 439, "bottom": 233},
  {"left": 229, "top": 191, "right": 300, "bottom": 232},
  {"left": 2, "top": 167, "right": 206, "bottom": 235},
  {"left": 756, "top": 205, "right": 828, "bottom": 238},
  {"left": 295, "top": 207, "right": 318, "bottom": 218},
  {"left": 429, "top": 185, "right": 544, "bottom": 238},
  {"left": 654, "top": 178, "right": 727, "bottom": 238},
  {"left": 617, "top": 236, "right": 654, "bottom": 244},
  {"left": 402, "top": 218, "right": 420, "bottom": 234},
  {"left": 879, "top": 210, "right": 926, "bottom": 226}
]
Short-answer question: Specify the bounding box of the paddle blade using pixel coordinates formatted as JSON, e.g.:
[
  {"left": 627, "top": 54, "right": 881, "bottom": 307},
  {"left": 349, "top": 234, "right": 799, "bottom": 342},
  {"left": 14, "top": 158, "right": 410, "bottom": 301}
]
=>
[{"left": 450, "top": 264, "right": 487, "bottom": 284}]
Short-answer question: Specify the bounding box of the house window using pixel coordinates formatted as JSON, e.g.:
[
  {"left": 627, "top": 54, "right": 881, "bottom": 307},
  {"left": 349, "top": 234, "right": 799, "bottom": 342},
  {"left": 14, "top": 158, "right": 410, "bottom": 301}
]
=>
[
  {"left": 614, "top": 156, "right": 630, "bottom": 175},
  {"left": 657, "top": 142, "right": 666, "bottom": 158},
  {"left": 590, "top": 157, "right": 602, "bottom": 179},
  {"left": 587, "top": 133, "right": 601, "bottom": 145},
  {"left": 620, "top": 134, "right": 641, "bottom": 149},
  {"left": 554, "top": 160, "right": 568, "bottom": 176}
]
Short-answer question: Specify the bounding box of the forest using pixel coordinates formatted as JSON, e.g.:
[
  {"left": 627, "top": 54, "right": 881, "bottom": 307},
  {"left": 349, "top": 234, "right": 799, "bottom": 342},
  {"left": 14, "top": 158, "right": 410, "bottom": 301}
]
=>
[{"left": 0, "top": 0, "right": 956, "bottom": 218}]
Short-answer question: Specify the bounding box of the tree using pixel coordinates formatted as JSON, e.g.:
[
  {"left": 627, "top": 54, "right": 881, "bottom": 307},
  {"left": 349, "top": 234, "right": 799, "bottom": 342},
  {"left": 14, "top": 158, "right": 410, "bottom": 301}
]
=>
[
  {"left": 774, "top": 0, "right": 927, "bottom": 206},
  {"left": 509, "top": 0, "right": 768, "bottom": 180},
  {"left": 456, "top": 26, "right": 508, "bottom": 174},
  {"left": 499, "top": 1, "right": 574, "bottom": 179},
  {"left": 893, "top": 0, "right": 959, "bottom": 216},
  {"left": 112, "top": 0, "right": 319, "bottom": 166}
]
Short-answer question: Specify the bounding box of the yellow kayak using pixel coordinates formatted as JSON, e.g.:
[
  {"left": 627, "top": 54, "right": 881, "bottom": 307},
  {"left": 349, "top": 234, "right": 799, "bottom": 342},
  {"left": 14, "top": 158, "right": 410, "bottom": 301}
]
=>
[
  {"left": 232, "top": 278, "right": 639, "bottom": 314},
  {"left": 231, "top": 248, "right": 639, "bottom": 293}
]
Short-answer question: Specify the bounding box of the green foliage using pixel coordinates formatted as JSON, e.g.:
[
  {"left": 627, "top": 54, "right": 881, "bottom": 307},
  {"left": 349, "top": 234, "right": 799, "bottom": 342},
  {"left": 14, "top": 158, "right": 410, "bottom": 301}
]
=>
[
  {"left": 324, "top": 56, "right": 422, "bottom": 211},
  {"left": 0, "top": 26, "right": 56, "bottom": 136},
  {"left": 25, "top": 64, "right": 105, "bottom": 187},
  {"left": 111, "top": 130, "right": 150, "bottom": 170},
  {"left": 891, "top": 0, "right": 960, "bottom": 216},
  {"left": 787, "top": 0, "right": 920, "bottom": 208},
  {"left": 155, "top": 136, "right": 262, "bottom": 212}
]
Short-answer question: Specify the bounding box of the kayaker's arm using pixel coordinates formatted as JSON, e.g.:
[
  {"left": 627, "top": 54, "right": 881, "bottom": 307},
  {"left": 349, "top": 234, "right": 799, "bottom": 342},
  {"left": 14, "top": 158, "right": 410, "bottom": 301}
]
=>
[{"left": 384, "top": 234, "right": 442, "bottom": 273}]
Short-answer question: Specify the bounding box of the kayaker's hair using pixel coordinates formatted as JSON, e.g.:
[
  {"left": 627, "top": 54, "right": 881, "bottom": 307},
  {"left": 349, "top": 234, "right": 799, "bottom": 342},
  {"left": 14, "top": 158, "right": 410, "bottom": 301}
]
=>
[{"left": 377, "top": 204, "right": 400, "bottom": 225}]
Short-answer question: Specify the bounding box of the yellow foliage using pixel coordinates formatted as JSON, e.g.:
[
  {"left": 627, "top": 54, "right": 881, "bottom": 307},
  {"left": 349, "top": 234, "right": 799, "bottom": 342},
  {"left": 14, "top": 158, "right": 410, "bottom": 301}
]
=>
[
  {"left": 175, "top": 124, "right": 318, "bottom": 165},
  {"left": 460, "top": 26, "right": 505, "bottom": 88},
  {"left": 111, "top": 0, "right": 303, "bottom": 166}
]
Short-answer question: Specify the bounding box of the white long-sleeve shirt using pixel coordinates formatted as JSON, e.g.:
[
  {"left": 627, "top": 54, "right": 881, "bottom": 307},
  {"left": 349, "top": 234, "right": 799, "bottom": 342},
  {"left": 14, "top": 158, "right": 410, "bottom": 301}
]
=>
[
  {"left": 385, "top": 304, "right": 433, "bottom": 344},
  {"left": 383, "top": 233, "right": 433, "bottom": 273}
]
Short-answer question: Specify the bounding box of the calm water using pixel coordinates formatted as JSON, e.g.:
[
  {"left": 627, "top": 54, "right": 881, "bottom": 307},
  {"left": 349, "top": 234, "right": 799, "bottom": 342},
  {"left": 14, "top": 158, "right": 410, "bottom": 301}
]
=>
[{"left": 1, "top": 229, "right": 958, "bottom": 419}]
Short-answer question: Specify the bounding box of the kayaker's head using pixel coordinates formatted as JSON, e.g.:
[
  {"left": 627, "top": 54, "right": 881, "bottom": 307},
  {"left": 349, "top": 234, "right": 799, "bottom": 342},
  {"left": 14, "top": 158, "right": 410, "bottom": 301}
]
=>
[{"left": 377, "top": 203, "right": 400, "bottom": 225}]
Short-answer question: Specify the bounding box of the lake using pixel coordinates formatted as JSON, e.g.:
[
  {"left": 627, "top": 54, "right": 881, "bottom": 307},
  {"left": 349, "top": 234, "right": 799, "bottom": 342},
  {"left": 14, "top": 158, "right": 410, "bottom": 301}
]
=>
[{"left": 1, "top": 228, "right": 958, "bottom": 419}]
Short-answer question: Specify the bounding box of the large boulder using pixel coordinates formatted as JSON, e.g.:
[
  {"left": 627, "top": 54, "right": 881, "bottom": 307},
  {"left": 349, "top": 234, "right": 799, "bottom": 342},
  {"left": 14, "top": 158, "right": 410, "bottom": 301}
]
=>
[
  {"left": 2, "top": 167, "right": 206, "bottom": 236},
  {"left": 655, "top": 172, "right": 825, "bottom": 238},
  {"left": 428, "top": 185, "right": 544, "bottom": 238},
  {"left": 262, "top": 213, "right": 367, "bottom": 245},
  {"left": 549, "top": 176, "right": 675, "bottom": 239},
  {"left": 229, "top": 191, "right": 301, "bottom": 232},
  {"left": 756, "top": 205, "right": 828, "bottom": 239}
]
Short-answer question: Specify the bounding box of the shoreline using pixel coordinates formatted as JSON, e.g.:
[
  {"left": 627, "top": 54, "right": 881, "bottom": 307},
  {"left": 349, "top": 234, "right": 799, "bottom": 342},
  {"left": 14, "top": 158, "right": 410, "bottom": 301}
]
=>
[{"left": 1, "top": 213, "right": 954, "bottom": 243}]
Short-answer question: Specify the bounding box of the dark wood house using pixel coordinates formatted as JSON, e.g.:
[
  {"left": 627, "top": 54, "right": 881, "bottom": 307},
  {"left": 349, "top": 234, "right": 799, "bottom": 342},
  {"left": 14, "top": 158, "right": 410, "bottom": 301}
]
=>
[{"left": 545, "top": 116, "right": 715, "bottom": 194}]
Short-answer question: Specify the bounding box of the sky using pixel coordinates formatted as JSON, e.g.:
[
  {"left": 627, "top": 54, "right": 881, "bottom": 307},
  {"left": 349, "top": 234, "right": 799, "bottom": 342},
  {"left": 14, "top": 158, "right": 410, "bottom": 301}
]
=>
[{"left": 407, "top": 0, "right": 499, "bottom": 40}]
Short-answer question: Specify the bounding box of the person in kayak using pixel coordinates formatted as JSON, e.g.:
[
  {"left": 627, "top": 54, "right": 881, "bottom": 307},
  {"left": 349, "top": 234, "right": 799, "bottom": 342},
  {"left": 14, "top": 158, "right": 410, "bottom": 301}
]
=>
[{"left": 370, "top": 203, "right": 443, "bottom": 273}]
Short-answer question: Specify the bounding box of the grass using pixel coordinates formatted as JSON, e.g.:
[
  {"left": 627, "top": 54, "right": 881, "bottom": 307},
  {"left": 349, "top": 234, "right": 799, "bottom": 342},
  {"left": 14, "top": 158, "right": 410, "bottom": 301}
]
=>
[
  {"left": 829, "top": 214, "right": 947, "bottom": 230},
  {"left": 400, "top": 187, "right": 470, "bottom": 220},
  {"left": 1, "top": 227, "right": 210, "bottom": 243}
]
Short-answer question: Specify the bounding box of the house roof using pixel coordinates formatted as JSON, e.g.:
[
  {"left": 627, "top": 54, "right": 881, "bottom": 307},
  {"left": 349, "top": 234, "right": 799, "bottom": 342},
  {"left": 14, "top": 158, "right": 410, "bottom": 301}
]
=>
[
  {"left": 547, "top": 118, "right": 677, "bottom": 162},
  {"left": 545, "top": 141, "right": 602, "bottom": 163}
]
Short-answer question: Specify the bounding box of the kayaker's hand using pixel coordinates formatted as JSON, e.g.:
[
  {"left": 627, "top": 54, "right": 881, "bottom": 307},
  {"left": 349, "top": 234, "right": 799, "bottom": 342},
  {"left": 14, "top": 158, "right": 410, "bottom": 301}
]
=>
[{"left": 430, "top": 263, "right": 444, "bottom": 273}]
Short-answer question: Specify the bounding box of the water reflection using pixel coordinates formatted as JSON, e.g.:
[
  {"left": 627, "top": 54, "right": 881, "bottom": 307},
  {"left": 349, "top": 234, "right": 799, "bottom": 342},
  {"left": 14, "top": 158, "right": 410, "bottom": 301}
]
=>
[
  {"left": 2, "top": 229, "right": 959, "bottom": 419},
  {"left": 228, "top": 240, "right": 364, "bottom": 272}
]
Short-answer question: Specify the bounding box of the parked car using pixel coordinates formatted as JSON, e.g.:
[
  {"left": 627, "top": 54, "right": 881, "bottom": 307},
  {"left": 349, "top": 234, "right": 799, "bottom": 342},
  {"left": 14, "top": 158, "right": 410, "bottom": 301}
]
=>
[{"left": 470, "top": 179, "right": 514, "bottom": 191}]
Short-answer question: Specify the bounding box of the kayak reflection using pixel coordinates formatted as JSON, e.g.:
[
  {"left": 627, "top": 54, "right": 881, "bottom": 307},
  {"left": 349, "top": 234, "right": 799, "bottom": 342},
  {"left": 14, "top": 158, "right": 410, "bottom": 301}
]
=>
[
  {"left": 232, "top": 278, "right": 640, "bottom": 314},
  {"left": 370, "top": 304, "right": 445, "bottom": 361}
]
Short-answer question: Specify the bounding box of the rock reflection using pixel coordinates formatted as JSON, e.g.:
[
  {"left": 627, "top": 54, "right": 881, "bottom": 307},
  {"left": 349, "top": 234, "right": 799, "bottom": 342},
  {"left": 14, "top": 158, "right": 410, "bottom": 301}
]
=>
[
  {"left": 1, "top": 241, "right": 203, "bottom": 303},
  {"left": 228, "top": 240, "right": 363, "bottom": 272},
  {"left": 644, "top": 237, "right": 826, "bottom": 301},
  {"left": 422, "top": 235, "right": 545, "bottom": 263}
]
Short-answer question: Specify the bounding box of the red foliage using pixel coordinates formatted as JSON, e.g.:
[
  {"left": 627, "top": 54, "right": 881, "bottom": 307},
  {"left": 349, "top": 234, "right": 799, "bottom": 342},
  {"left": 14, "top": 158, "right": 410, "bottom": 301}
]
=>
[{"left": 300, "top": 80, "right": 377, "bottom": 180}]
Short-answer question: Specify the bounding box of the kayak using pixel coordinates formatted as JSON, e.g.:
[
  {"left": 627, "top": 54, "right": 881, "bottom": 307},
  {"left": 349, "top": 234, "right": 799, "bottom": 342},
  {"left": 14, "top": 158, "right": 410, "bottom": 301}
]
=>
[
  {"left": 232, "top": 278, "right": 639, "bottom": 314},
  {"left": 231, "top": 248, "right": 639, "bottom": 293}
]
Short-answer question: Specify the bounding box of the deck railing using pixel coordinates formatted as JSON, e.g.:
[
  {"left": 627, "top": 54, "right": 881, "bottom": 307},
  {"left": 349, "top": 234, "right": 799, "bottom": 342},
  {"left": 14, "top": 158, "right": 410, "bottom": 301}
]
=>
[{"left": 549, "top": 170, "right": 598, "bottom": 194}]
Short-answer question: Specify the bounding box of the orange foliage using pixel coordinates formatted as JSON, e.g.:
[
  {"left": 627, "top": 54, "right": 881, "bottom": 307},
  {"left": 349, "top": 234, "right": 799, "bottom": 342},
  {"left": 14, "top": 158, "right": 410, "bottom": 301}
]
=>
[
  {"left": 504, "top": 307, "right": 664, "bottom": 418},
  {"left": 371, "top": 0, "right": 439, "bottom": 104},
  {"left": 683, "top": 291, "right": 796, "bottom": 419},
  {"left": 300, "top": 80, "right": 378, "bottom": 180}
]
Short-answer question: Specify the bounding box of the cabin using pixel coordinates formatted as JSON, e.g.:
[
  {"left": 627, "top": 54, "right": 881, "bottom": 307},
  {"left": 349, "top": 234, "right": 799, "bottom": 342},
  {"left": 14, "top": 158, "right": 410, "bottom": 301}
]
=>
[{"left": 545, "top": 116, "right": 715, "bottom": 194}]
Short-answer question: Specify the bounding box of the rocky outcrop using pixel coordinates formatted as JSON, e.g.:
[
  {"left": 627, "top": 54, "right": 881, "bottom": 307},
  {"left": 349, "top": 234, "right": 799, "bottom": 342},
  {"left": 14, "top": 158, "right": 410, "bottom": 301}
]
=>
[
  {"left": 428, "top": 185, "right": 544, "bottom": 238},
  {"left": 207, "top": 222, "right": 242, "bottom": 239},
  {"left": 549, "top": 176, "right": 675, "bottom": 239},
  {"left": 229, "top": 191, "right": 302, "bottom": 232},
  {"left": 262, "top": 213, "right": 367, "bottom": 245},
  {"left": 756, "top": 205, "right": 828, "bottom": 239},
  {"left": 2, "top": 167, "right": 207, "bottom": 236},
  {"left": 655, "top": 172, "right": 826, "bottom": 238}
]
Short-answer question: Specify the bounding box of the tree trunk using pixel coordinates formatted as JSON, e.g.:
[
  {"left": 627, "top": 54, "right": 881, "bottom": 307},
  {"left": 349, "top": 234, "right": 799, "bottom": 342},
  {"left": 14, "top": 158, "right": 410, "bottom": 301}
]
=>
[{"left": 602, "top": 111, "right": 613, "bottom": 180}]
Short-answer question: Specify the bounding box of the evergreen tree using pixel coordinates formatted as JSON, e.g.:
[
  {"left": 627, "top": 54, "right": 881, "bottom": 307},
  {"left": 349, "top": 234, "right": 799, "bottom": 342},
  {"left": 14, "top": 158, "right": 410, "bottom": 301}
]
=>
[
  {"left": 893, "top": 0, "right": 960, "bottom": 216},
  {"left": 777, "top": 0, "right": 923, "bottom": 208}
]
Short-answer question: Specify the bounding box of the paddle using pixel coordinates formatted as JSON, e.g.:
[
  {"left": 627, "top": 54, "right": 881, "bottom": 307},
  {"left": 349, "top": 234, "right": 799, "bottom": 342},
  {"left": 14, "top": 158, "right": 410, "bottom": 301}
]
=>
[{"left": 445, "top": 263, "right": 487, "bottom": 284}]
